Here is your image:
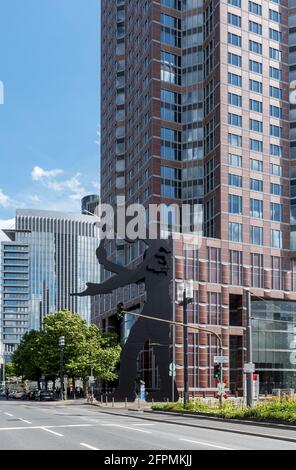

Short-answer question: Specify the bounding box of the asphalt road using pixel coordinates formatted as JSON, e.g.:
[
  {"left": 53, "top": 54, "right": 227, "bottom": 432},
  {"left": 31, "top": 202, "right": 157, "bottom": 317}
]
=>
[{"left": 0, "top": 399, "right": 296, "bottom": 450}]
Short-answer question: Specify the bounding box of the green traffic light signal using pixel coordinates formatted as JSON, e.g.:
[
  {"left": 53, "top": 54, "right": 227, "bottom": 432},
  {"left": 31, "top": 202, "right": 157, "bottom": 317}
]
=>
[{"left": 214, "top": 363, "right": 221, "bottom": 379}]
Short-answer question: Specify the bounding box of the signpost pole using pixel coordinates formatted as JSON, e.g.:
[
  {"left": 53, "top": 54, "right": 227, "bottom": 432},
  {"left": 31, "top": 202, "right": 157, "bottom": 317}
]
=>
[{"left": 246, "top": 290, "right": 254, "bottom": 407}]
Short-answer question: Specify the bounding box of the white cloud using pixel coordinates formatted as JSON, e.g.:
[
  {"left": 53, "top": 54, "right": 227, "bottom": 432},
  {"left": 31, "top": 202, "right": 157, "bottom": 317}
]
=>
[
  {"left": 32, "top": 166, "right": 63, "bottom": 181},
  {"left": 31, "top": 166, "right": 87, "bottom": 202},
  {"left": 0, "top": 189, "right": 13, "bottom": 208},
  {"left": 29, "top": 194, "right": 41, "bottom": 203}
]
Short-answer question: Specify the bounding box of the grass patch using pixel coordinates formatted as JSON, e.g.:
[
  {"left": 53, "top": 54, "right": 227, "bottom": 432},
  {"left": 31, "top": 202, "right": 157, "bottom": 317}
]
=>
[{"left": 152, "top": 398, "right": 296, "bottom": 424}]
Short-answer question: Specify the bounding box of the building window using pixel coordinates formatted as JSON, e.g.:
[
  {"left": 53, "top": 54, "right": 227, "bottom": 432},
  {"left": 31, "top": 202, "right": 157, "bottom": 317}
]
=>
[
  {"left": 229, "top": 194, "right": 242, "bottom": 214},
  {"left": 229, "top": 250, "right": 243, "bottom": 286},
  {"left": 269, "top": 28, "right": 282, "bottom": 42},
  {"left": 228, "top": 92, "right": 242, "bottom": 107},
  {"left": 208, "top": 292, "right": 221, "bottom": 325},
  {"left": 250, "top": 178, "right": 263, "bottom": 192},
  {"left": 249, "top": 1, "right": 262, "bottom": 16},
  {"left": 228, "top": 113, "right": 242, "bottom": 127},
  {"left": 270, "top": 85, "right": 282, "bottom": 100},
  {"left": 249, "top": 40, "right": 262, "bottom": 55},
  {"left": 228, "top": 52, "right": 242, "bottom": 67},
  {"left": 251, "top": 253, "right": 263, "bottom": 288},
  {"left": 250, "top": 199, "right": 263, "bottom": 218},
  {"left": 161, "top": 51, "right": 181, "bottom": 85},
  {"left": 229, "top": 153, "right": 242, "bottom": 168},
  {"left": 249, "top": 59, "right": 262, "bottom": 74},
  {"left": 228, "top": 133, "right": 242, "bottom": 147},
  {"left": 249, "top": 79, "right": 262, "bottom": 94},
  {"left": 270, "top": 105, "right": 282, "bottom": 119},
  {"left": 249, "top": 20, "right": 262, "bottom": 35},
  {"left": 229, "top": 222, "right": 242, "bottom": 242},
  {"left": 250, "top": 159, "right": 263, "bottom": 172},
  {"left": 228, "top": 13, "right": 241, "bottom": 27},
  {"left": 271, "top": 256, "right": 282, "bottom": 289},
  {"left": 228, "top": 32, "right": 242, "bottom": 47},
  {"left": 270, "top": 47, "right": 281, "bottom": 61},
  {"left": 228, "top": 72, "right": 242, "bottom": 87},
  {"left": 270, "top": 183, "right": 283, "bottom": 196},
  {"left": 250, "top": 119, "right": 263, "bottom": 133},
  {"left": 208, "top": 247, "right": 221, "bottom": 283},
  {"left": 250, "top": 226, "right": 263, "bottom": 245},
  {"left": 229, "top": 174, "right": 242, "bottom": 187},
  {"left": 270, "top": 124, "right": 283, "bottom": 138},
  {"left": 250, "top": 139, "right": 263, "bottom": 152},
  {"left": 270, "top": 163, "right": 282, "bottom": 176},
  {"left": 250, "top": 99, "right": 262, "bottom": 113},
  {"left": 270, "top": 202, "right": 283, "bottom": 222},
  {"left": 270, "top": 144, "right": 282, "bottom": 157},
  {"left": 271, "top": 229, "right": 283, "bottom": 248},
  {"left": 269, "top": 66, "right": 282, "bottom": 81}
]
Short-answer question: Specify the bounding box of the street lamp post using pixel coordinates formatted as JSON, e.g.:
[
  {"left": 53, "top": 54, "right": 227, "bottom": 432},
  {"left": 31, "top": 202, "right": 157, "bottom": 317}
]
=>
[
  {"left": 181, "top": 285, "right": 193, "bottom": 406},
  {"left": 59, "top": 336, "right": 65, "bottom": 401}
]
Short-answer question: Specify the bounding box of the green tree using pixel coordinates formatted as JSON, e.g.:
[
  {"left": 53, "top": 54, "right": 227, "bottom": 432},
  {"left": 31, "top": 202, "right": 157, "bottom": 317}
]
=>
[
  {"left": 12, "top": 311, "right": 121, "bottom": 389},
  {"left": 12, "top": 330, "right": 44, "bottom": 382},
  {"left": 4, "top": 362, "right": 17, "bottom": 381},
  {"left": 67, "top": 324, "right": 121, "bottom": 383}
]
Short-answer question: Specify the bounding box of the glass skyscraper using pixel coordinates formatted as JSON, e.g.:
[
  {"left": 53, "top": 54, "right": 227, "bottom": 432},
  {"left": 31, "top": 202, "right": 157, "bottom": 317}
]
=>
[{"left": 0, "top": 209, "right": 100, "bottom": 361}]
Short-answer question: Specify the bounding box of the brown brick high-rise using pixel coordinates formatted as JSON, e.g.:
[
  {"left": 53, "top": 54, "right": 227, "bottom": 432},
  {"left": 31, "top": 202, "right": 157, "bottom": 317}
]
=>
[{"left": 96, "top": 0, "right": 296, "bottom": 396}]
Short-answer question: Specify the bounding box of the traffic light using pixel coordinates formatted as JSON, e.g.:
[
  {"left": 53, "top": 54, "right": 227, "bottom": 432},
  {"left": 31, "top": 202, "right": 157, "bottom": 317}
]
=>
[
  {"left": 214, "top": 363, "right": 221, "bottom": 380},
  {"left": 116, "top": 302, "right": 125, "bottom": 320}
]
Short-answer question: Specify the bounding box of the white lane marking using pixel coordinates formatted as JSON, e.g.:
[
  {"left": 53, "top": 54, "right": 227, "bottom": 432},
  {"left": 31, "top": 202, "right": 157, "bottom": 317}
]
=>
[
  {"left": 180, "top": 438, "right": 234, "bottom": 450},
  {"left": 18, "top": 419, "right": 32, "bottom": 424},
  {"left": 130, "top": 423, "right": 154, "bottom": 426},
  {"left": 41, "top": 427, "right": 64, "bottom": 437},
  {"left": 80, "top": 443, "right": 100, "bottom": 451},
  {"left": 102, "top": 424, "right": 152, "bottom": 434},
  {"left": 4, "top": 413, "right": 13, "bottom": 417}
]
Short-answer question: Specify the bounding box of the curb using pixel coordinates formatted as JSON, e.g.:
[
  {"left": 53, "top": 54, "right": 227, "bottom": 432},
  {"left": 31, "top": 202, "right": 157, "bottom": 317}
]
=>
[
  {"left": 90, "top": 406, "right": 296, "bottom": 444},
  {"left": 147, "top": 409, "right": 296, "bottom": 432}
]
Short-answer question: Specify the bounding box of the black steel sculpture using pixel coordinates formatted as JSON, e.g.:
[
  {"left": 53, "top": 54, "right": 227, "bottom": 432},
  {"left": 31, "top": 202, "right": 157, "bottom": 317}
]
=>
[{"left": 74, "top": 238, "right": 178, "bottom": 402}]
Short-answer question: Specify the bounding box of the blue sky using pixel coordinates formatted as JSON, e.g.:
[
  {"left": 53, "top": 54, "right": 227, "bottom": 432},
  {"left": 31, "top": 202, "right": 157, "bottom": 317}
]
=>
[{"left": 0, "top": 0, "right": 100, "bottom": 228}]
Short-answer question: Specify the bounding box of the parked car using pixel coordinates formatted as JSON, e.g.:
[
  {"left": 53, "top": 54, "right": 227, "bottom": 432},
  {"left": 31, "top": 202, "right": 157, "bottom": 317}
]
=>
[
  {"left": 35, "top": 390, "right": 55, "bottom": 401},
  {"left": 14, "top": 390, "right": 25, "bottom": 400}
]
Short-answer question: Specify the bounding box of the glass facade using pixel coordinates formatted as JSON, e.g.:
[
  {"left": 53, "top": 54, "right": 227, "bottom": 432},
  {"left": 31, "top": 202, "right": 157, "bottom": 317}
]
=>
[
  {"left": 252, "top": 300, "right": 296, "bottom": 392},
  {"left": 1, "top": 210, "right": 100, "bottom": 360}
]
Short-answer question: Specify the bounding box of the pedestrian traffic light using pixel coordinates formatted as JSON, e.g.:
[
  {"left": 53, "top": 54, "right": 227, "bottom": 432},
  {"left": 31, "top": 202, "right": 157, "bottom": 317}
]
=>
[
  {"left": 116, "top": 302, "right": 125, "bottom": 320},
  {"left": 214, "top": 363, "right": 221, "bottom": 380}
]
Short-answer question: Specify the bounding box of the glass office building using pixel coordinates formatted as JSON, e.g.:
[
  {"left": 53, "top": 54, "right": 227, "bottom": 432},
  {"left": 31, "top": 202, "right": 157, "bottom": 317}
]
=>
[{"left": 1, "top": 209, "right": 100, "bottom": 361}]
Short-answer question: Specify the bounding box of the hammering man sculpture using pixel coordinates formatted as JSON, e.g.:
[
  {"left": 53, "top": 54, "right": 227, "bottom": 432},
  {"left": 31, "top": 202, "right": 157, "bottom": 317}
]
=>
[{"left": 74, "top": 237, "right": 178, "bottom": 402}]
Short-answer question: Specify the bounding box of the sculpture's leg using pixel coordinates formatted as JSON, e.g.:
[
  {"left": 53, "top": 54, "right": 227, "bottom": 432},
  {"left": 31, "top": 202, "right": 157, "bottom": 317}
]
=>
[
  {"left": 148, "top": 324, "right": 179, "bottom": 402},
  {"left": 114, "top": 319, "right": 149, "bottom": 402}
]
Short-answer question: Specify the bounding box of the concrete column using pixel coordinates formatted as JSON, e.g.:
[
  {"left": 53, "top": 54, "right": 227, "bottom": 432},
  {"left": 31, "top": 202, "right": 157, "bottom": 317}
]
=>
[{"left": 199, "top": 260, "right": 208, "bottom": 282}]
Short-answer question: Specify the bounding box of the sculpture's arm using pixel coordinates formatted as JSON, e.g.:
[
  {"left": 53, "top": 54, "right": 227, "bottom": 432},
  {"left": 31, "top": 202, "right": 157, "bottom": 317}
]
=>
[{"left": 96, "top": 239, "right": 130, "bottom": 275}]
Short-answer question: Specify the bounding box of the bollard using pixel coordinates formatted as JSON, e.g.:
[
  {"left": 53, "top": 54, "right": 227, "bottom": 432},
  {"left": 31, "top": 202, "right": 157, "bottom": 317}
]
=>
[
  {"left": 152, "top": 398, "right": 154, "bottom": 406},
  {"left": 105, "top": 395, "right": 108, "bottom": 406},
  {"left": 125, "top": 397, "right": 128, "bottom": 409},
  {"left": 112, "top": 397, "right": 115, "bottom": 408},
  {"left": 138, "top": 398, "right": 140, "bottom": 410},
  {"left": 101, "top": 395, "right": 103, "bottom": 405}
]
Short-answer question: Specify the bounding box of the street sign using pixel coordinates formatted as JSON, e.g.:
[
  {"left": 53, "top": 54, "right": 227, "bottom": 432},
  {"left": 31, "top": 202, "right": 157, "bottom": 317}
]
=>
[
  {"left": 244, "top": 363, "right": 255, "bottom": 373},
  {"left": 89, "top": 376, "right": 95, "bottom": 383},
  {"left": 214, "top": 356, "right": 228, "bottom": 364},
  {"left": 169, "top": 363, "right": 176, "bottom": 372}
]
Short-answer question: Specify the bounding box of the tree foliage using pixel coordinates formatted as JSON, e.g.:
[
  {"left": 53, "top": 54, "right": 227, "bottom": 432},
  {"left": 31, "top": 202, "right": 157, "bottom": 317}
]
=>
[{"left": 12, "top": 311, "right": 121, "bottom": 384}]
